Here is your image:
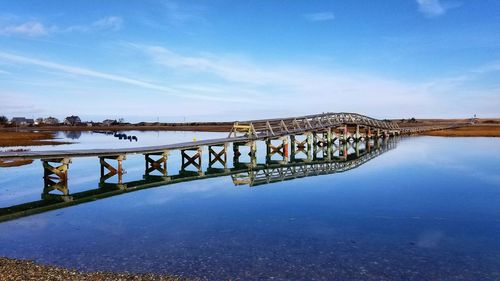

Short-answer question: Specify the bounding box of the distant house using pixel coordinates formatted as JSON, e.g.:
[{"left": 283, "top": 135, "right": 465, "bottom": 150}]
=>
[
  {"left": 11, "top": 117, "right": 34, "bottom": 126},
  {"left": 102, "top": 119, "right": 117, "bottom": 126},
  {"left": 64, "top": 115, "right": 81, "bottom": 126},
  {"left": 43, "top": 117, "right": 60, "bottom": 125}
]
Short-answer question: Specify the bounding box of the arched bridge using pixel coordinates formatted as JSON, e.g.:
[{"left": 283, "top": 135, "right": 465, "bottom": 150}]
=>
[
  {"left": 0, "top": 111, "right": 461, "bottom": 204},
  {"left": 229, "top": 112, "right": 400, "bottom": 138}
]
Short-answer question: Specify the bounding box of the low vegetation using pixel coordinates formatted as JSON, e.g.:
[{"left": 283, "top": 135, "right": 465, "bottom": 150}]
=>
[{"left": 0, "top": 131, "right": 71, "bottom": 147}]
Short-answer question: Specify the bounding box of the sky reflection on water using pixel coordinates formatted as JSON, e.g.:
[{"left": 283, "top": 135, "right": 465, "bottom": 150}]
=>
[{"left": 0, "top": 135, "right": 499, "bottom": 280}]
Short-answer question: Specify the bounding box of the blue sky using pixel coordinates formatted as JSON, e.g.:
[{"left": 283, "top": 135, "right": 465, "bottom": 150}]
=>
[{"left": 0, "top": 0, "right": 499, "bottom": 122}]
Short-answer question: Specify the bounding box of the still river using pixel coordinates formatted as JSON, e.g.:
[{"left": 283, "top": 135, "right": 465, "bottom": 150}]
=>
[{"left": 0, "top": 131, "right": 499, "bottom": 280}]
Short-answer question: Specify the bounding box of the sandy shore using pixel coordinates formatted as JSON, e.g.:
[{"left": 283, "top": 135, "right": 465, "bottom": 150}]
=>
[{"left": 0, "top": 257, "right": 187, "bottom": 281}]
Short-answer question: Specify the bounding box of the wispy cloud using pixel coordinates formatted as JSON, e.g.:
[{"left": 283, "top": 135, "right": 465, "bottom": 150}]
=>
[
  {"left": 0, "top": 51, "right": 180, "bottom": 93},
  {"left": 130, "top": 43, "right": 500, "bottom": 118},
  {"left": 65, "top": 16, "right": 123, "bottom": 32},
  {"left": 303, "top": 12, "right": 335, "bottom": 22},
  {"left": 136, "top": 44, "right": 285, "bottom": 85},
  {"left": 92, "top": 16, "right": 123, "bottom": 30},
  {"left": 0, "top": 21, "right": 48, "bottom": 37},
  {"left": 0, "top": 16, "right": 123, "bottom": 36},
  {"left": 162, "top": 0, "right": 206, "bottom": 26},
  {"left": 0, "top": 51, "right": 257, "bottom": 105},
  {"left": 0, "top": 69, "right": 10, "bottom": 75},
  {"left": 416, "top": 0, "right": 461, "bottom": 17}
]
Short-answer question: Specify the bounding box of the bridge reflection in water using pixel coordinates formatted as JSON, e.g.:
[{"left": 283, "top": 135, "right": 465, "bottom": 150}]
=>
[{"left": 0, "top": 136, "right": 398, "bottom": 222}]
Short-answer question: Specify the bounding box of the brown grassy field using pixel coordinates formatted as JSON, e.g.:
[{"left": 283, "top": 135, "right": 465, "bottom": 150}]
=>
[
  {"left": 0, "top": 131, "right": 71, "bottom": 147},
  {"left": 0, "top": 158, "right": 34, "bottom": 168},
  {"left": 397, "top": 118, "right": 500, "bottom": 137},
  {"left": 424, "top": 125, "right": 500, "bottom": 137}
]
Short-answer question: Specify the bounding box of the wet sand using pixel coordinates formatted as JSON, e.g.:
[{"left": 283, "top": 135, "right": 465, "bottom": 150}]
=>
[{"left": 0, "top": 257, "right": 187, "bottom": 281}]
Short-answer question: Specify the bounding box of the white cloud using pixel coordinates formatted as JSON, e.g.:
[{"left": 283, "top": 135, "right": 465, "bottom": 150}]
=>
[
  {"left": 92, "top": 16, "right": 123, "bottom": 31},
  {"left": 163, "top": 0, "right": 206, "bottom": 26},
  {"left": 0, "top": 51, "right": 256, "bottom": 105},
  {"left": 0, "top": 21, "right": 48, "bottom": 37},
  {"left": 65, "top": 16, "right": 123, "bottom": 32},
  {"left": 130, "top": 43, "right": 500, "bottom": 118},
  {"left": 303, "top": 12, "right": 335, "bottom": 22},
  {"left": 416, "top": 0, "right": 460, "bottom": 17},
  {"left": 0, "top": 51, "right": 183, "bottom": 95}
]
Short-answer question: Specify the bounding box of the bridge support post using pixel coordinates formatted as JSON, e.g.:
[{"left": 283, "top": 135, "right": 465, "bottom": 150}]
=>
[
  {"left": 42, "top": 158, "right": 72, "bottom": 202},
  {"left": 181, "top": 147, "right": 203, "bottom": 175},
  {"left": 338, "top": 125, "right": 349, "bottom": 143},
  {"left": 355, "top": 125, "right": 360, "bottom": 142},
  {"left": 290, "top": 133, "right": 312, "bottom": 162},
  {"left": 144, "top": 151, "right": 169, "bottom": 177},
  {"left": 99, "top": 155, "right": 126, "bottom": 189},
  {"left": 327, "top": 128, "right": 333, "bottom": 145},
  {"left": 313, "top": 140, "right": 329, "bottom": 160},
  {"left": 208, "top": 144, "right": 227, "bottom": 169},
  {"left": 313, "top": 131, "right": 329, "bottom": 147},
  {"left": 265, "top": 137, "right": 288, "bottom": 164},
  {"left": 338, "top": 142, "right": 348, "bottom": 161}
]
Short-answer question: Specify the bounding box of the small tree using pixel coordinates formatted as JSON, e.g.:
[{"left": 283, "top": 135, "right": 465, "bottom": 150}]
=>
[{"left": 0, "top": 116, "right": 8, "bottom": 125}]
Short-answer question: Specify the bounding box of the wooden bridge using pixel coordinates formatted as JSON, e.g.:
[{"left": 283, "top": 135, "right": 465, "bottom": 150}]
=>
[
  {"left": 0, "top": 112, "right": 463, "bottom": 203},
  {"left": 0, "top": 137, "right": 398, "bottom": 222}
]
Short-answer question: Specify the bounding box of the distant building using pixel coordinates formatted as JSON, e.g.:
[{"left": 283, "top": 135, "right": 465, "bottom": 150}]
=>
[
  {"left": 11, "top": 117, "right": 34, "bottom": 126},
  {"left": 102, "top": 119, "right": 117, "bottom": 126},
  {"left": 64, "top": 115, "right": 81, "bottom": 126},
  {"left": 43, "top": 117, "right": 60, "bottom": 125}
]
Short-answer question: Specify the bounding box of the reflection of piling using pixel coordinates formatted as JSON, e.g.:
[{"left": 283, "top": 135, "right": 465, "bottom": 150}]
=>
[
  {"left": 290, "top": 133, "right": 312, "bottom": 162},
  {"left": 42, "top": 158, "right": 72, "bottom": 201},
  {"left": 145, "top": 151, "right": 169, "bottom": 177},
  {"left": 99, "top": 155, "right": 126, "bottom": 189},
  {"left": 181, "top": 147, "right": 203, "bottom": 175},
  {"left": 233, "top": 141, "right": 257, "bottom": 168},
  {"left": 265, "top": 137, "right": 288, "bottom": 164},
  {"left": 208, "top": 144, "right": 227, "bottom": 169}
]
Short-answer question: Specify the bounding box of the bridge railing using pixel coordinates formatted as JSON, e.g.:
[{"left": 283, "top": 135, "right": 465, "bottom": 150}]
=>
[{"left": 229, "top": 112, "right": 400, "bottom": 138}]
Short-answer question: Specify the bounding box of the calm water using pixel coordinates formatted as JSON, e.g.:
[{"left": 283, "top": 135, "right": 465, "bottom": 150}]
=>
[{"left": 0, "top": 132, "right": 499, "bottom": 280}]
